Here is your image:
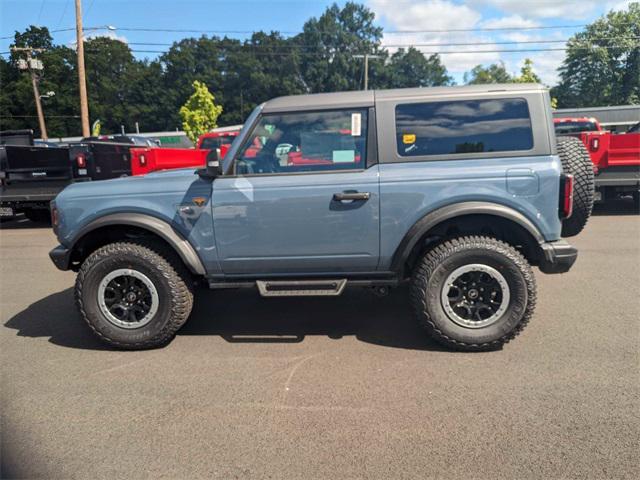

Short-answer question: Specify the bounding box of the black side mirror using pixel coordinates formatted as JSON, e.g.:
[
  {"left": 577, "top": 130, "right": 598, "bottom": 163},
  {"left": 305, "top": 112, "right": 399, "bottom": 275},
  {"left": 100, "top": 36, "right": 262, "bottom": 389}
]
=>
[{"left": 198, "top": 148, "right": 222, "bottom": 179}]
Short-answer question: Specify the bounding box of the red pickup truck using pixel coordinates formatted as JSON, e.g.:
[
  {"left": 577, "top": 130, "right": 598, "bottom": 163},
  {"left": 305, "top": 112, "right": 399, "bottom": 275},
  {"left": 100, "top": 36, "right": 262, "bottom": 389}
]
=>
[
  {"left": 578, "top": 126, "right": 640, "bottom": 202},
  {"left": 555, "top": 118, "right": 639, "bottom": 203},
  {"left": 130, "top": 127, "right": 241, "bottom": 176},
  {"left": 554, "top": 117, "right": 603, "bottom": 135}
]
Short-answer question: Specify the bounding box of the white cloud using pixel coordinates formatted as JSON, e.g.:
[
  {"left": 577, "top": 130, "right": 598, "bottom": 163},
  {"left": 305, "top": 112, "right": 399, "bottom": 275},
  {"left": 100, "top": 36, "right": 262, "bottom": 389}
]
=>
[
  {"left": 605, "top": 0, "right": 634, "bottom": 11},
  {"left": 480, "top": 15, "right": 540, "bottom": 30},
  {"left": 369, "top": 0, "right": 480, "bottom": 31},
  {"left": 85, "top": 29, "right": 128, "bottom": 44},
  {"left": 468, "top": 0, "right": 601, "bottom": 19},
  {"left": 66, "top": 29, "right": 128, "bottom": 49},
  {"left": 368, "top": 0, "right": 575, "bottom": 85},
  {"left": 370, "top": 0, "right": 501, "bottom": 73}
]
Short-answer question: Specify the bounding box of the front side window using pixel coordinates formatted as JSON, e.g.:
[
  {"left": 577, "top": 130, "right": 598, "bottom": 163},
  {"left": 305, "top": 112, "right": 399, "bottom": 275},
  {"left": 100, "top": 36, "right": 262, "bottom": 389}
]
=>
[
  {"left": 233, "top": 109, "right": 368, "bottom": 175},
  {"left": 395, "top": 98, "right": 534, "bottom": 157}
]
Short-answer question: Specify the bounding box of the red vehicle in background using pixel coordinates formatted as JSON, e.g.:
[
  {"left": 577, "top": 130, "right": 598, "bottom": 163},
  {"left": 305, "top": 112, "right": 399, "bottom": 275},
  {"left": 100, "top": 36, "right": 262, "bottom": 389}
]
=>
[
  {"left": 577, "top": 124, "right": 640, "bottom": 203},
  {"left": 555, "top": 118, "right": 639, "bottom": 203},
  {"left": 196, "top": 125, "right": 241, "bottom": 150},
  {"left": 130, "top": 126, "right": 242, "bottom": 176},
  {"left": 553, "top": 117, "right": 603, "bottom": 135}
]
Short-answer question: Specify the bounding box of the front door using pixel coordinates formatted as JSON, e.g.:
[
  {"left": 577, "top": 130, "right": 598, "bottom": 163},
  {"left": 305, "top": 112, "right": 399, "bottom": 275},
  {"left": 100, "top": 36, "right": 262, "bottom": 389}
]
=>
[{"left": 212, "top": 108, "right": 380, "bottom": 275}]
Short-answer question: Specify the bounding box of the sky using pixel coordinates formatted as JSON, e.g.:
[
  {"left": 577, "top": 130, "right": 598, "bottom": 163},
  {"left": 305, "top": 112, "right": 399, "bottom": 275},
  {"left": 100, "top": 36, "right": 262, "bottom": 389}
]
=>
[{"left": 0, "top": 0, "right": 635, "bottom": 86}]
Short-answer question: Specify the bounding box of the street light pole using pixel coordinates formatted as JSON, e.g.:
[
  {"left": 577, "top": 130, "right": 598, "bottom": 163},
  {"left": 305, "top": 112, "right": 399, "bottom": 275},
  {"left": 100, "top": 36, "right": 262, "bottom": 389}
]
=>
[
  {"left": 75, "top": 0, "right": 90, "bottom": 137},
  {"left": 353, "top": 53, "right": 382, "bottom": 90}
]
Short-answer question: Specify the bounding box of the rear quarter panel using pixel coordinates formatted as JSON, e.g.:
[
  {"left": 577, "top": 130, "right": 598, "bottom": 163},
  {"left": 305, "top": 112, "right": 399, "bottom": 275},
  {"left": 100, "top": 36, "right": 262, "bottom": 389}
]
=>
[
  {"left": 377, "top": 157, "right": 562, "bottom": 268},
  {"left": 374, "top": 88, "right": 562, "bottom": 269}
]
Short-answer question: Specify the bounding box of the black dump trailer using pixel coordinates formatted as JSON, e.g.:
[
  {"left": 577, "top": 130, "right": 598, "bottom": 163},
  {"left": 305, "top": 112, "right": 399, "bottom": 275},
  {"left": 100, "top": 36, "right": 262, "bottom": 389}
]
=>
[{"left": 1, "top": 132, "right": 135, "bottom": 222}]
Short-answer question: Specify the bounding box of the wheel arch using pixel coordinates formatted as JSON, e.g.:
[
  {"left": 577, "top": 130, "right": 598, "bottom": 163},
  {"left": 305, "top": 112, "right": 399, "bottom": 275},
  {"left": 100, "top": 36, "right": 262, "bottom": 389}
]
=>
[
  {"left": 391, "top": 202, "right": 545, "bottom": 278},
  {"left": 66, "top": 213, "right": 206, "bottom": 275}
]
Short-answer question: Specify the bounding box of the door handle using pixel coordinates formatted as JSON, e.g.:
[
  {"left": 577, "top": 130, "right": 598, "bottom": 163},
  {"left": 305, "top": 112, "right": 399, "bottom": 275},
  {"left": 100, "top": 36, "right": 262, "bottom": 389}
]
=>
[{"left": 333, "top": 191, "right": 370, "bottom": 202}]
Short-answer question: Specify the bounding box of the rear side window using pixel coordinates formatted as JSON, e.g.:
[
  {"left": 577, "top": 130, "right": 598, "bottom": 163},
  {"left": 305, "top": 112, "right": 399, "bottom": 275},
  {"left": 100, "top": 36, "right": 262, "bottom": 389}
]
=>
[{"left": 395, "top": 98, "right": 534, "bottom": 157}]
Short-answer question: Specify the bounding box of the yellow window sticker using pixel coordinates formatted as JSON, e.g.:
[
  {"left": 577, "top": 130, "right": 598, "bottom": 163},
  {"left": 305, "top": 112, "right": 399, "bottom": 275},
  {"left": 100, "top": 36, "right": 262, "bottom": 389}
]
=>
[{"left": 402, "top": 134, "right": 416, "bottom": 144}]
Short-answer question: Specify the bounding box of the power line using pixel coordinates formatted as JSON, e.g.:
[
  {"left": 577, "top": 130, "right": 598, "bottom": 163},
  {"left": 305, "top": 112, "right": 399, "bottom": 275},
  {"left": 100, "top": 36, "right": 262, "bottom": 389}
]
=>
[
  {"left": 123, "top": 36, "right": 640, "bottom": 49},
  {"left": 120, "top": 44, "right": 640, "bottom": 56},
  {"left": 55, "top": 0, "right": 72, "bottom": 29},
  {"left": 2, "top": 42, "right": 638, "bottom": 59},
  {"left": 0, "top": 115, "right": 81, "bottom": 118},
  {"left": 3, "top": 21, "right": 637, "bottom": 41},
  {"left": 84, "top": 0, "right": 97, "bottom": 21},
  {"left": 112, "top": 23, "right": 598, "bottom": 35},
  {"left": 36, "top": 0, "right": 47, "bottom": 25},
  {"left": 0, "top": 27, "right": 76, "bottom": 40}
]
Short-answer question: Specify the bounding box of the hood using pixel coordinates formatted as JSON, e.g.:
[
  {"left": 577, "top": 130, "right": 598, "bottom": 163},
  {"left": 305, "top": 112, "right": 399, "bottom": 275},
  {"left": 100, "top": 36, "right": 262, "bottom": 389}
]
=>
[{"left": 57, "top": 168, "right": 200, "bottom": 200}]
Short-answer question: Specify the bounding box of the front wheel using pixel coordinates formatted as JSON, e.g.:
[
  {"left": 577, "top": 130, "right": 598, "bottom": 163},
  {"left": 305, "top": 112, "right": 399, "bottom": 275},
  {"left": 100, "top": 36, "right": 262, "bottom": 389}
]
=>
[
  {"left": 75, "top": 241, "right": 194, "bottom": 349},
  {"left": 410, "top": 236, "right": 536, "bottom": 351}
]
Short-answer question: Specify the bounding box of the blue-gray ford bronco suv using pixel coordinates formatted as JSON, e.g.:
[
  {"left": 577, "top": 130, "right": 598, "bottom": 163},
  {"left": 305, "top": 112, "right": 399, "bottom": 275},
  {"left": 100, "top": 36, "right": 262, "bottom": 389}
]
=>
[{"left": 49, "top": 84, "right": 594, "bottom": 351}]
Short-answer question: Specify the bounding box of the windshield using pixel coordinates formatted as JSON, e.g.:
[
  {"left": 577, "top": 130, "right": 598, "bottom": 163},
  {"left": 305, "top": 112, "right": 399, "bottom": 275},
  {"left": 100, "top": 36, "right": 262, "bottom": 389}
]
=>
[
  {"left": 222, "top": 104, "right": 264, "bottom": 173},
  {"left": 200, "top": 136, "right": 235, "bottom": 150}
]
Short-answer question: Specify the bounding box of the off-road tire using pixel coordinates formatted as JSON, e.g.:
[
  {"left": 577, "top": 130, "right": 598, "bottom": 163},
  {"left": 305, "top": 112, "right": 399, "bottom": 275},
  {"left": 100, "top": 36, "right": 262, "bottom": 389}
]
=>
[
  {"left": 410, "top": 236, "right": 536, "bottom": 351},
  {"left": 75, "top": 241, "right": 194, "bottom": 349},
  {"left": 556, "top": 136, "right": 594, "bottom": 237}
]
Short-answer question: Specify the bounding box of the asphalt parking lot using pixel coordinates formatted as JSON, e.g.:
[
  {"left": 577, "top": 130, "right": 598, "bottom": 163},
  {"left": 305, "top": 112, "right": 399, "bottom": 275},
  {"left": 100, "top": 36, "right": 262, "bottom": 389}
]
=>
[{"left": 1, "top": 201, "right": 639, "bottom": 479}]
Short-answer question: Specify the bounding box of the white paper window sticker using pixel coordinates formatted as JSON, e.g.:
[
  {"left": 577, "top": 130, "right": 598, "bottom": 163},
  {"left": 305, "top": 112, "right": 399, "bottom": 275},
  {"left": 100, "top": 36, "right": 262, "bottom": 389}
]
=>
[
  {"left": 333, "top": 150, "right": 355, "bottom": 163},
  {"left": 351, "top": 113, "right": 361, "bottom": 136}
]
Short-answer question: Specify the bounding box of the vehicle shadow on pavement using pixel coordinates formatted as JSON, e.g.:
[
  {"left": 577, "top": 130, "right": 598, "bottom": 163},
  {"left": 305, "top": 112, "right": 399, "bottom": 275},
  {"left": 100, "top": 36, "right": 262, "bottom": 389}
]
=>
[
  {"left": 593, "top": 198, "right": 639, "bottom": 216},
  {"left": 4, "top": 286, "right": 448, "bottom": 352},
  {"left": 3, "top": 288, "right": 110, "bottom": 350},
  {"left": 181, "top": 286, "right": 448, "bottom": 351},
  {"left": 0, "top": 215, "right": 51, "bottom": 229}
]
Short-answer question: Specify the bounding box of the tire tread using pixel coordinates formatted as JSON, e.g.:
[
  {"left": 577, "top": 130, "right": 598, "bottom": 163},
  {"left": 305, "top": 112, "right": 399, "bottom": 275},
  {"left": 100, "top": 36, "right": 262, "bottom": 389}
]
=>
[
  {"left": 410, "top": 235, "right": 537, "bottom": 351},
  {"left": 557, "top": 136, "right": 595, "bottom": 237},
  {"left": 75, "top": 241, "right": 193, "bottom": 349}
]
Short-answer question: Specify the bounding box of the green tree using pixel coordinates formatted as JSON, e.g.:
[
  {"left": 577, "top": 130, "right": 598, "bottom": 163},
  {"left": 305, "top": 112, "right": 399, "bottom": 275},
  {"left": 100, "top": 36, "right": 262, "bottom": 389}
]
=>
[
  {"left": 296, "top": 2, "right": 385, "bottom": 92},
  {"left": 221, "top": 32, "right": 306, "bottom": 124},
  {"left": 464, "top": 62, "right": 513, "bottom": 84},
  {"left": 1, "top": 26, "right": 80, "bottom": 137},
  {"left": 514, "top": 58, "right": 542, "bottom": 83},
  {"left": 157, "top": 35, "right": 230, "bottom": 128},
  {"left": 84, "top": 37, "right": 142, "bottom": 133},
  {"left": 385, "top": 48, "right": 453, "bottom": 88},
  {"left": 554, "top": 2, "right": 639, "bottom": 107},
  {"left": 179, "top": 80, "right": 223, "bottom": 143}
]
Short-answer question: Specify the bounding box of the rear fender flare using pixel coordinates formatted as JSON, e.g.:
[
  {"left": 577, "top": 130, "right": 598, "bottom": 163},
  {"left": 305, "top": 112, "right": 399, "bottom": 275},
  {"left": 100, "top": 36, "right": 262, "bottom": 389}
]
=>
[{"left": 390, "top": 202, "right": 545, "bottom": 275}]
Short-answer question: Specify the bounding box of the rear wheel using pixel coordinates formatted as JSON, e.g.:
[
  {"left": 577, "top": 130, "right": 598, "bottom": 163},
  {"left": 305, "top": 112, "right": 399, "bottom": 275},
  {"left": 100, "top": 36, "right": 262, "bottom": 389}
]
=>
[
  {"left": 410, "top": 236, "right": 536, "bottom": 351},
  {"left": 75, "top": 241, "right": 193, "bottom": 349},
  {"left": 556, "top": 136, "right": 594, "bottom": 237}
]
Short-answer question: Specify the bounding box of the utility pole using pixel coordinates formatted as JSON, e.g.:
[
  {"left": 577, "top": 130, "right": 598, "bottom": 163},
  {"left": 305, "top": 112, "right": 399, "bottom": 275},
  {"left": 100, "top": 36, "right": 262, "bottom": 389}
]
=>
[
  {"left": 12, "top": 47, "right": 48, "bottom": 139},
  {"left": 353, "top": 53, "right": 382, "bottom": 90},
  {"left": 75, "top": 0, "right": 90, "bottom": 137}
]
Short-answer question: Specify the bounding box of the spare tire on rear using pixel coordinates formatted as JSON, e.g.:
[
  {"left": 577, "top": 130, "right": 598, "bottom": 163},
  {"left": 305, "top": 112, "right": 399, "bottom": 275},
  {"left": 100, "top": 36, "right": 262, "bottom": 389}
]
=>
[{"left": 556, "top": 136, "right": 594, "bottom": 238}]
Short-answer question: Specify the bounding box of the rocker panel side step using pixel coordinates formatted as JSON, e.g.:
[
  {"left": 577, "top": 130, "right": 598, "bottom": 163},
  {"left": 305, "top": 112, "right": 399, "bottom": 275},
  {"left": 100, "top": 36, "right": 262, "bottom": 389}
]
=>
[{"left": 256, "top": 279, "right": 347, "bottom": 297}]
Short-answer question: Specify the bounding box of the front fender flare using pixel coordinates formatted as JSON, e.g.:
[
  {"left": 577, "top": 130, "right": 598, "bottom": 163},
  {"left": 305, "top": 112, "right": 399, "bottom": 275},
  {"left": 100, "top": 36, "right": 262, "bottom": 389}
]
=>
[
  {"left": 68, "top": 213, "right": 206, "bottom": 275},
  {"left": 390, "top": 201, "right": 545, "bottom": 275}
]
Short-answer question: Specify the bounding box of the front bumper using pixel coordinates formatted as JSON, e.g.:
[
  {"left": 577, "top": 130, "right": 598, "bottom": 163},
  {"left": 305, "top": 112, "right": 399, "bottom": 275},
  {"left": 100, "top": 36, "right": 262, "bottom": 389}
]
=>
[
  {"left": 49, "top": 244, "right": 72, "bottom": 271},
  {"left": 538, "top": 240, "right": 578, "bottom": 274}
]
